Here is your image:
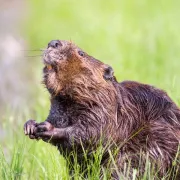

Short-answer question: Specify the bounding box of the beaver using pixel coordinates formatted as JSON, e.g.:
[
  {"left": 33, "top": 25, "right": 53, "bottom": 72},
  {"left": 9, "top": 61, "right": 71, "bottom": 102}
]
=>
[{"left": 24, "top": 40, "right": 180, "bottom": 178}]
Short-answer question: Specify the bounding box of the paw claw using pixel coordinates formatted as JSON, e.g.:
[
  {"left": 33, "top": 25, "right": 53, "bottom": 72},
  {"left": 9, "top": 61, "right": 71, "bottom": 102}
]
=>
[{"left": 24, "top": 120, "right": 37, "bottom": 136}]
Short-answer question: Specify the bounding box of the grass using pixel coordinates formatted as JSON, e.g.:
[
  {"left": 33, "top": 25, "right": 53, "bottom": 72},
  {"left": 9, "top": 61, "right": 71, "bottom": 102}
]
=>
[{"left": 1, "top": 0, "right": 180, "bottom": 179}]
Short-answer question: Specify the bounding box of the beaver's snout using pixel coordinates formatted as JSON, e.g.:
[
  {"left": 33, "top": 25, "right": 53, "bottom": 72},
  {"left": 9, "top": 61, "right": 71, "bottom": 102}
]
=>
[
  {"left": 48, "top": 40, "right": 62, "bottom": 49},
  {"left": 44, "top": 40, "right": 70, "bottom": 65}
]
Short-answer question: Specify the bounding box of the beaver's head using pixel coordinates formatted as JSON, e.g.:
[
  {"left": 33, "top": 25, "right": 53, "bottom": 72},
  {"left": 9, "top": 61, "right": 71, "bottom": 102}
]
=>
[{"left": 43, "top": 40, "right": 116, "bottom": 99}]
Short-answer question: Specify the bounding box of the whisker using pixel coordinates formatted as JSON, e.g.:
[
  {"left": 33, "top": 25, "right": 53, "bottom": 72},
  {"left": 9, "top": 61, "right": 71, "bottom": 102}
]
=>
[
  {"left": 21, "top": 49, "right": 45, "bottom": 52},
  {"left": 25, "top": 55, "right": 43, "bottom": 58},
  {"left": 40, "top": 48, "right": 46, "bottom": 51}
]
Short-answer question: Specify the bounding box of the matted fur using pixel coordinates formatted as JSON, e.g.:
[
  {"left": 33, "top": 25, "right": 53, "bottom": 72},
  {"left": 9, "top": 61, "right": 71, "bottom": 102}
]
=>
[{"left": 24, "top": 40, "right": 180, "bottom": 178}]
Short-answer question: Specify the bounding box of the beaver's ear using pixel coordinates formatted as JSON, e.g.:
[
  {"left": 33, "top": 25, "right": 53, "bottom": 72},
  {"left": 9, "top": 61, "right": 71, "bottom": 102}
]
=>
[{"left": 103, "top": 65, "right": 114, "bottom": 80}]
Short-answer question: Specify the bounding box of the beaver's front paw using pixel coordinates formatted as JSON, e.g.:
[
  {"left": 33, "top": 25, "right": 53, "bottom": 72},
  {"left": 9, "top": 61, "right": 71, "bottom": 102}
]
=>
[
  {"left": 35, "top": 121, "right": 54, "bottom": 133},
  {"left": 34, "top": 121, "right": 55, "bottom": 142},
  {"left": 24, "top": 119, "right": 37, "bottom": 139}
]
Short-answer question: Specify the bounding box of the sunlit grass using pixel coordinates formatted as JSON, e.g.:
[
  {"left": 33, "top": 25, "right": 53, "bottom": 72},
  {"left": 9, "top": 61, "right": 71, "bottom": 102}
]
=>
[{"left": 1, "top": 133, "right": 179, "bottom": 179}]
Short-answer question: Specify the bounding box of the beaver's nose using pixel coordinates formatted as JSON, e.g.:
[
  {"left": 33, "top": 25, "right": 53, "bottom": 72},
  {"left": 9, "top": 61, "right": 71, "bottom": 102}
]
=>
[{"left": 48, "top": 40, "right": 62, "bottom": 48}]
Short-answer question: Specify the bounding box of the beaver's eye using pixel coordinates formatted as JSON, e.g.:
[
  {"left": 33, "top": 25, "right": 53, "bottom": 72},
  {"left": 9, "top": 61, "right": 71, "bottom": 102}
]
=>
[{"left": 78, "top": 51, "right": 84, "bottom": 57}]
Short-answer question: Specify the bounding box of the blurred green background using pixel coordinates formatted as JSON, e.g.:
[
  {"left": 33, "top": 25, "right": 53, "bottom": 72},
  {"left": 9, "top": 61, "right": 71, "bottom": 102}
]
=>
[
  {"left": 1, "top": 0, "right": 180, "bottom": 179},
  {"left": 26, "top": 0, "right": 180, "bottom": 102}
]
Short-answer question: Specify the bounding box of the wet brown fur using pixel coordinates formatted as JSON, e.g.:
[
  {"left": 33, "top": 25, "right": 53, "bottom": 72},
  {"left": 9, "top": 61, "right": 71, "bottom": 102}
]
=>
[{"left": 26, "top": 40, "right": 180, "bottom": 178}]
